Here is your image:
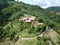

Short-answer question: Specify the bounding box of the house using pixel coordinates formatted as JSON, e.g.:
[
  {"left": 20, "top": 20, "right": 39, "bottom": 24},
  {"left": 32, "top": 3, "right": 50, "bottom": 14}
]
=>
[
  {"left": 35, "top": 21, "right": 43, "bottom": 27},
  {"left": 20, "top": 17, "right": 28, "bottom": 21},
  {"left": 29, "top": 16, "right": 35, "bottom": 21},
  {"left": 25, "top": 20, "right": 32, "bottom": 22}
]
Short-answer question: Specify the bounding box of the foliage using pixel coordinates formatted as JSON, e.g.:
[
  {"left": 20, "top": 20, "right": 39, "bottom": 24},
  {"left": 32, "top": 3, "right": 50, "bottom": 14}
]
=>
[
  {"left": 0, "top": 0, "right": 60, "bottom": 45},
  {"left": 47, "top": 6, "right": 60, "bottom": 12}
]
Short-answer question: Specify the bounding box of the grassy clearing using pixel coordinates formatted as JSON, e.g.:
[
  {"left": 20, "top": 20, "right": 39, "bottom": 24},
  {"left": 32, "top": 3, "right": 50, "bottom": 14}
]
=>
[{"left": 20, "top": 30, "right": 37, "bottom": 38}]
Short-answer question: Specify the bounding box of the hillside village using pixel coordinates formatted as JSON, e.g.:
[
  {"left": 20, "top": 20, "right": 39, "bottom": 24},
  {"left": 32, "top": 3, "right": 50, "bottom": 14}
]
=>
[
  {"left": 0, "top": 0, "right": 60, "bottom": 45},
  {"left": 19, "top": 14, "right": 43, "bottom": 27}
]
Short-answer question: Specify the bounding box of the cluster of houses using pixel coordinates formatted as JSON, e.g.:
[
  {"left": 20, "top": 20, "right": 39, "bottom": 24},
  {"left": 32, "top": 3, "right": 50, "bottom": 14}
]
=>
[
  {"left": 19, "top": 16, "right": 36, "bottom": 22},
  {"left": 19, "top": 15, "right": 43, "bottom": 27}
]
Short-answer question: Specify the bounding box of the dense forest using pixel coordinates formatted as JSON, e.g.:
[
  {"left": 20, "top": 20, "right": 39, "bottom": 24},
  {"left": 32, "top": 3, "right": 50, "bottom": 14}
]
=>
[
  {"left": 0, "top": 0, "right": 60, "bottom": 45},
  {"left": 47, "top": 6, "right": 60, "bottom": 12}
]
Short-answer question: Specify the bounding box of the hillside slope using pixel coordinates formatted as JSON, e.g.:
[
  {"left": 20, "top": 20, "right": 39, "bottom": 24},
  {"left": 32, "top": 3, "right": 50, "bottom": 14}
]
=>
[
  {"left": 47, "top": 6, "right": 60, "bottom": 12},
  {"left": 0, "top": 0, "right": 60, "bottom": 45}
]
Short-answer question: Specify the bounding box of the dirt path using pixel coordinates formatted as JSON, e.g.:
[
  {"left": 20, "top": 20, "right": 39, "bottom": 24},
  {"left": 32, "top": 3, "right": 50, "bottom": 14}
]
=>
[{"left": 20, "top": 37, "right": 37, "bottom": 40}]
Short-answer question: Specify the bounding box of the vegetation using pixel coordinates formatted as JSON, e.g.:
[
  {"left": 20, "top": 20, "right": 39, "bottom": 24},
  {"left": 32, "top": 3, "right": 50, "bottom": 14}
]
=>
[
  {"left": 0, "top": 0, "right": 60, "bottom": 45},
  {"left": 47, "top": 6, "right": 60, "bottom": 12}
]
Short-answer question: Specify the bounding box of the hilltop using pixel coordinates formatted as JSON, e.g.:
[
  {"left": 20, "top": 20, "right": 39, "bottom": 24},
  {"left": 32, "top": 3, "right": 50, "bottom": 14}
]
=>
[{"left": 0, "top": 0, "right": 60, "bottom": 45}]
